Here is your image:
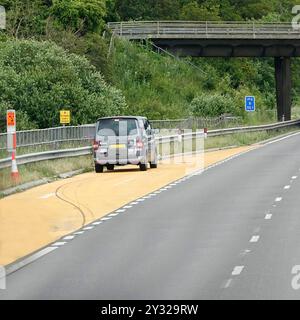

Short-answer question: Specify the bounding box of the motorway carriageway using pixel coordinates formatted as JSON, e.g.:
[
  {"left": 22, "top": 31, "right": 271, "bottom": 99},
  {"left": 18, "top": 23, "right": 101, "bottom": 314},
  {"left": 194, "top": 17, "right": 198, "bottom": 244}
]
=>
[
  {"left": 0, "top": 146, "right": 253, "bottom": 266},
  {"left": 3, "top": 132, "right": 300, "bottom": 299}
]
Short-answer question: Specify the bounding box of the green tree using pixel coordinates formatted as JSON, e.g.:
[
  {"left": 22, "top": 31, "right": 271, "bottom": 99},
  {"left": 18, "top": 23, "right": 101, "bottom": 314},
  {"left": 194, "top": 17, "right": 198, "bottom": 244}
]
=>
[
  {"left": 0, "top": 40, "right": 127, "bottom": 129},
  {"left": 50, "top": 0, "right": 107, "bottom": 33},
  {"left": 180, "top": 1, "right": 221, "bottom": 21}
]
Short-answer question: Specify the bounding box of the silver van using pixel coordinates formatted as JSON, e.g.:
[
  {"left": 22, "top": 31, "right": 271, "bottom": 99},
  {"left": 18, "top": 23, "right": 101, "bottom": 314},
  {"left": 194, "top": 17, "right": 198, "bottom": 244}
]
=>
[{"left": 93, "top": 116, "right": 158, "bottom": 172}]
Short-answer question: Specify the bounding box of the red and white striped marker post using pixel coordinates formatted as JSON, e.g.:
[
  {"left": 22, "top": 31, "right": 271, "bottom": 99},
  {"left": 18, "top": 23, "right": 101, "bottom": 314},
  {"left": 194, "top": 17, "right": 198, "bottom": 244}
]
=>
[{"left": 6, "top": 110, "right": 20, "bottom": 183}]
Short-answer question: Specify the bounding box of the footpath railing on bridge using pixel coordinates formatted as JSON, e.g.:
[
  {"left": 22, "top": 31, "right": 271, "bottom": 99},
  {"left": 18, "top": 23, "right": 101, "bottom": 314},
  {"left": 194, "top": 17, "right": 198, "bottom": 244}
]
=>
[
  {"left": 107, "top": 21, "right": 300, "bottom": 40},
  {"left": 0, "top": 118, "right": 299, "bottom": 169}
]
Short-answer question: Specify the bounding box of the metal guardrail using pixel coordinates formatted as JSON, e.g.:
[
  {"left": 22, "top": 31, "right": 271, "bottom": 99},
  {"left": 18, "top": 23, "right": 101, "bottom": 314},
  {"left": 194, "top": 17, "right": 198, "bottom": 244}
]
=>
[
  {"left": 0, "top": 119, "right": 299, "bottom": 169},
  {"left": 0, "top": 116, "right": 242, "bottom": 150},
  {"left": 107, "top": 21, "right": 300, "bottom": 40},
  {"left": 0, "top": 125, "right": 95, "bottom": 150}
]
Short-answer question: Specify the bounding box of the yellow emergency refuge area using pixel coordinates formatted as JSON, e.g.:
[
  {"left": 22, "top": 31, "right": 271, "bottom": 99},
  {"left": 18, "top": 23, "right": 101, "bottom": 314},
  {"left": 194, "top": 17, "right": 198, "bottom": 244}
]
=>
[{"left": 0, "top": 146, "right": 256, "bottom": 266}]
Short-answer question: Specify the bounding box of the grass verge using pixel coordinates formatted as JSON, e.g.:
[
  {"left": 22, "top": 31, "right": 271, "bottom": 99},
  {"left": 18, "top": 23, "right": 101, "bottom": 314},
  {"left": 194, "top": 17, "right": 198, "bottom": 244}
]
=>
[{"left": 0, "top": 155, "right": 94, "bottom": 192}]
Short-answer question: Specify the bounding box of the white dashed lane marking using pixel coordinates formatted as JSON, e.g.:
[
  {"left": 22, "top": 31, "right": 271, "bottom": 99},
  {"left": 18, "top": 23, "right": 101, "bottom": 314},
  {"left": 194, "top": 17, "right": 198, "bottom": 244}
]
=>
[
  {"left": 284, "top": 185, "right": 291, "bottom": 190},
  {"left": 292, "top": 176, "right": 298, "bottom": 180},
  {"left": 250, "top": 235, "right": 260, "bottom": 243},
  {"left": 265, "top": 214, "right": 272, "bottom": 220},
  {"left": 63, "top": 236, "right": 75, "bottom": 240},
  {"left": 74, "top": 231, "right": 84, "bottom": 235},
  {"left": 92, "top": 221, "right": 102, "bottom": 225},
  {"left": 109, "top": 213, "right": 119, "bottom": 217},
  {"left": 275, "top": 197, "right": 282, "bottom": 202},
  {"left": 52, "top": 242, "right": 66, "bottom": 246},
  {"left": 232, "top": 266, "right": 244, "bottom": 276},
  {"left": 101, "top": 217, "right": 112, "bottom": 221},
  {"left": 83, "top": 226, "right": 94, "bottom": 230}
]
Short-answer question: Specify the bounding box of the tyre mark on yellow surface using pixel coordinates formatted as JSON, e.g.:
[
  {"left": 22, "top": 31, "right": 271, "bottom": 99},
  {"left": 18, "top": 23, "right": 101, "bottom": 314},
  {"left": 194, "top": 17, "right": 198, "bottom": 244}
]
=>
[{"left": 55, "top": 182, "right": 87, "bottom": 228}]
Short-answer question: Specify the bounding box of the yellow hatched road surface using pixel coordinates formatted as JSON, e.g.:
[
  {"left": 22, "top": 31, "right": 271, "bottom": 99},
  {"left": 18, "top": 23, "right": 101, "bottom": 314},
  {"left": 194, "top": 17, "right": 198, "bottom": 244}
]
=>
[{"left": 0, "top": 146, "right": 256, "bottom": 265}]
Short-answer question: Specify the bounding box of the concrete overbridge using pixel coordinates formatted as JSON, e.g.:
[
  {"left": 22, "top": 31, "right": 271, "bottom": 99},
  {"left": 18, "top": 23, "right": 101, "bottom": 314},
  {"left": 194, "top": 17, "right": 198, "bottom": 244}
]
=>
[{"left": 107, "top": 21, "right": 300, "bottom": 121}]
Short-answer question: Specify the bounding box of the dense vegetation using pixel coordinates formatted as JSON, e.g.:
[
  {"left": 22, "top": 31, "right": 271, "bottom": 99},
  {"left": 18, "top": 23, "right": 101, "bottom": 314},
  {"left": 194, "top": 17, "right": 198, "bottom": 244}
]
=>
[{"left": 0, "top": 0, "right": 299, "bottom": 130}]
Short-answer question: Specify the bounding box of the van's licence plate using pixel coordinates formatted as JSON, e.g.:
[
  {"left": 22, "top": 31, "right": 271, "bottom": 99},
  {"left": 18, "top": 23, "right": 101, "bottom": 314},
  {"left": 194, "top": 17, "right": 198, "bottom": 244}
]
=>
[{"left": 110, "top": 144, "right": 126, "bottom": 149}]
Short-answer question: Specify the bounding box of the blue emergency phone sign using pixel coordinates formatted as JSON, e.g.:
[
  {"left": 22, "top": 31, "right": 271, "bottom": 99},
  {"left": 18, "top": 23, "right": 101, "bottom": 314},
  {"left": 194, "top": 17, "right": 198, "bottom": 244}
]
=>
[{"left": 245, "top": 96, "right": 255, "bottom": 112}]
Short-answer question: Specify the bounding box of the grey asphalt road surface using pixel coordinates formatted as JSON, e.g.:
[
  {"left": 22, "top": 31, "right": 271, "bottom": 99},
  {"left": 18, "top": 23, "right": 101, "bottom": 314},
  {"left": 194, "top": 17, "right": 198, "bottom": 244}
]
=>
[{"left": 2, "top": 133, "right": 300, "bottom": 299}]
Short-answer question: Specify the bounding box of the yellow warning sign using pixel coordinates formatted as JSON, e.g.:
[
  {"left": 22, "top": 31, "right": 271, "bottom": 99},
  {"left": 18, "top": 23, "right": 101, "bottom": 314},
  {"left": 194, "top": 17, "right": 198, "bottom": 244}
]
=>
[{"left": 60, "top": 110, "right": 71, "bottom": 124}]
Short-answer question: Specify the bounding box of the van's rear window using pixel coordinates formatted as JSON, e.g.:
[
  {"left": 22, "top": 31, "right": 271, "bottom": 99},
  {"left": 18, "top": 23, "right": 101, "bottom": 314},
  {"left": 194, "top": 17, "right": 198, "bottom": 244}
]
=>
[{"left": 97, "top": 118, "right": 138, "bottom": 136}]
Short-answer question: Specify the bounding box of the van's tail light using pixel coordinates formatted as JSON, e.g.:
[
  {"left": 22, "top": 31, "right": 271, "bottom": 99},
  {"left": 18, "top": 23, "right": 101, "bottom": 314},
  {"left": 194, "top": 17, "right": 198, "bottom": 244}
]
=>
[
  {"left": 93, "top": 140, "right": 100, "bottom": 151},
  {"left": 136, "top": 137, "right": 143, "bottom": 148}
]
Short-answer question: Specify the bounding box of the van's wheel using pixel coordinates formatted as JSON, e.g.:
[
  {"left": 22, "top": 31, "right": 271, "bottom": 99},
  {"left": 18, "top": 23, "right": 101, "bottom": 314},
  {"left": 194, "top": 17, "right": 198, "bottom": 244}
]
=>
[
  {"left": 150, "top": 162, "right": 157, "bottom": 168},
  {"left": 107, "top": 164, "right": 114, "bottom": 171},
  {"left": 95, "top": 164, "right": 104, "bottom": 173},
  {"left": 150, "top": 151, "right": 158, "bottom": 168},
  {"left": 139, "top": 163, "right": 148, "bottom": 171}
]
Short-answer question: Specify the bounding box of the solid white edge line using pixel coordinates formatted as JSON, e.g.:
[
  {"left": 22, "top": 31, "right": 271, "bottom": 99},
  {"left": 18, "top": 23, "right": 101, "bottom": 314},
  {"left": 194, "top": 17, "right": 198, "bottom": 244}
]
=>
[{"left": 6, "top": 246, "right": 58, "bottom": 276}]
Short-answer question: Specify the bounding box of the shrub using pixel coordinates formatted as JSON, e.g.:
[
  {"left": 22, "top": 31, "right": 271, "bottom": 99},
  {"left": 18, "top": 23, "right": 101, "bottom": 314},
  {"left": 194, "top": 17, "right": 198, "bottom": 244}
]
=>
[
  {"left": 0, "top": 40, "right": 127, "bottom": 130},
  {"left": 190, "top": 93, "right": 235, "bottom": 117}
]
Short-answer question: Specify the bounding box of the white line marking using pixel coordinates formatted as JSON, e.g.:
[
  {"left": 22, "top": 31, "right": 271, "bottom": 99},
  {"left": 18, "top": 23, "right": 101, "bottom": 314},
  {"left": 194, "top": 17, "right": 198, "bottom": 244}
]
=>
[
  {"left": 292, "top": 176, "right": 298, "bottom": 180},
  {"left": 265, "top": 214, "right": 272, "bottom": 220},
  {"left": 284, "top": 185, "right": 291, "bottom": 189},
  {"left": 101, "top": 217, "right": 112, "bottom": 221},
  {"left": 115, "top": 209, "right": 125, "bottom": 213},
  {"left": 223, "top": 279, "right": 233, "bottom": 289},
  {"left": 109, "top": 213, "right": 119, "bottom": 217},
  {"left": 92, "top": 221, "right": 102, "bottom": 225},
  {"left": 63, "top": 236, "right": 75, "bottom": 240},
  {"left": 250, "top": 235, "right": 260, "bottom": 243},
  {"left": 264, "top": 131, "right": 300, "bottom": 145},
  {"left": 123, "top": 205, "right": 132, "bottom": 209},
  {"left": 130, "top": 201, "right": 139, "bottom": 205},
  {"left": 240, "top": 249, "right": 251, "bottom": 256},
  {"left": 6, "top": 247, "right": 58, "bottom": 275},
  {"left": 39, "top": 193, "right": 55, "bottom": 199},
  {"left": 275, "top": 197, "right": 282, "bottom": 202},
  {"left": 83, "top": 226, "right": 94, "bottom": 230},
  {"left": 232, "top": 266, "right": 244, "bottom": 276},
  {"left": 52, "top": 242, "right": 66, "bottom": 246},
  {"left": 74, "top": 231, "right": 84, "bottom": 234},
  {"left": 137, "top": 199, "right": 145, "bottom": 202}
]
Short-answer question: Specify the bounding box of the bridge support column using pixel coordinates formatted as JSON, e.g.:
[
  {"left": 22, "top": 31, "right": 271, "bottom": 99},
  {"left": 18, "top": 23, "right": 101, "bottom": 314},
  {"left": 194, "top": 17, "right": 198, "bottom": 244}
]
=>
[{"left": 275, "top": 57, "right": 292, "bottom": 121}]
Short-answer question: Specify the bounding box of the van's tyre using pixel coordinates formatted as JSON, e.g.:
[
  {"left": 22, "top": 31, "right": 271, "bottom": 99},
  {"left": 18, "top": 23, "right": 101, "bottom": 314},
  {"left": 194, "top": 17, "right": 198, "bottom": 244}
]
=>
[
  {"left": 95, "top": 164, "right": 104, "bottom": 173},
  {"left": 107, "top": 164, "right": 114, "bottom": 171},
  {"left": 139, "top": 163, "right": 148, "bottom": 171},
  {"left": 150, "top": 162, "right": 157, "bottom": 168}
]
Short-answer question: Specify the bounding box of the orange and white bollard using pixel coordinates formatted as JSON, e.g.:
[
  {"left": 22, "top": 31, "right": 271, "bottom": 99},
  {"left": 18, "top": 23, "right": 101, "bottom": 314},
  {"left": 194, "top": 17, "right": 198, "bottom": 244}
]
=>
[{"left": 11, "top": 150, "right": 20, "bottom": 183}]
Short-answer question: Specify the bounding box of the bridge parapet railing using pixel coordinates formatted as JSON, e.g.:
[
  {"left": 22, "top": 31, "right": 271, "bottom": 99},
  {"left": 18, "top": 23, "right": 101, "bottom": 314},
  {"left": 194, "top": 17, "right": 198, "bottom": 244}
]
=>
[{"left": 107, "top": 21, "right": 300, "bottom": 39}]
